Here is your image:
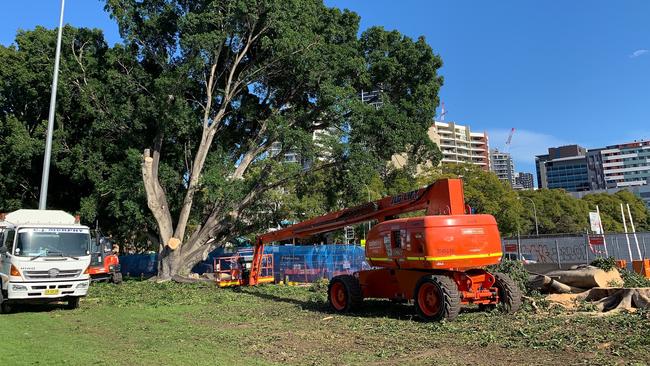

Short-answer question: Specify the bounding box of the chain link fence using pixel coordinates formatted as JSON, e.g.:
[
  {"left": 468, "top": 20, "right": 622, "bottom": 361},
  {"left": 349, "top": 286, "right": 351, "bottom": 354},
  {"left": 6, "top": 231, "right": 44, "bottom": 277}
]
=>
[{"left": 502, "top": 232, "right": 650, "bottom": 273}]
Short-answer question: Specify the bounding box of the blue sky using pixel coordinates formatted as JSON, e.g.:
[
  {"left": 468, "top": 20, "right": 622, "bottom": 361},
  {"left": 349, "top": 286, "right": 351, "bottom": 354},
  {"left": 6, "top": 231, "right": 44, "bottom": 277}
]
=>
[{"left": 2, "top": 0, "right": 649, "bottom": 174}]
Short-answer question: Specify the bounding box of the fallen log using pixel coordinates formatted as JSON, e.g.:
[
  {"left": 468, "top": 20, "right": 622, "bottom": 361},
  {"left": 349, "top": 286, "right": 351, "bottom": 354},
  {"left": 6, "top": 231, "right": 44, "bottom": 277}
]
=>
[
  {"left": 545, "top": 266, "right": 622, "bottom": 289},
  {"left": 528, "top": 274, "right": 585, "bottom": 294}
]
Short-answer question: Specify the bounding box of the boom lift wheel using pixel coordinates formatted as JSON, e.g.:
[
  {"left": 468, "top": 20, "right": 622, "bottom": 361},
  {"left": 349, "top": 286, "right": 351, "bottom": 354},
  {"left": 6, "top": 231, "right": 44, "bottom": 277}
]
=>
[
  {"left": 328, "top": 275, "right": 363, "bottom": 313},
  {"left": 414, "top": 275, "right": 460, "bottom": 322},
  {"left": 492, "top": 272, "right": 522, "bottom": 314}
]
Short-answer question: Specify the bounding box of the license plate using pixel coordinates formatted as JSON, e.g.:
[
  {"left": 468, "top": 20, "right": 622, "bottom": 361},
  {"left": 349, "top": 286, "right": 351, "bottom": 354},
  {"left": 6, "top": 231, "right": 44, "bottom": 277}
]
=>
[{"left": 44, "top": 289, "right": 59, "bottom": 295}]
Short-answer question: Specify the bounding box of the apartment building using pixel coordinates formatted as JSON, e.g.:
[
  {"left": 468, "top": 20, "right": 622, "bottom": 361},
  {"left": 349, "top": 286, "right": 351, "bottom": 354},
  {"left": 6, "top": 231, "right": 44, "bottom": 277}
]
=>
[
  {"left": 600, "top": 140, "right": 650, "bottom": 188},
  {"left": 536, "top": 141, "right": 650, "bottom": 207},
  {"left": 428, "top": 121, "right": 490, "bottom": 170},
  {"left": 514, "top": 172, "right": 534, "bottom": 190},
  {"left": 489, "top": 149, "right": 515, "bottom": 186}
]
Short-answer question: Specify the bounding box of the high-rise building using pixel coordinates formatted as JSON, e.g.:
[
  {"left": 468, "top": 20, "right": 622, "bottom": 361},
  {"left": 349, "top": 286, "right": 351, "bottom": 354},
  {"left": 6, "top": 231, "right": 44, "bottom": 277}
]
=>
[
  {"left": 536, "top": 140, "right": 650, "bottom": 207},
  {"left": 514, "top": 172, "right": 534, "bottom": 190},
  {"left": 535, "top": 145, "right": 591, "bottom": 192},
  {"left": 490, "top": 149, "right": 515, "bottom": 186},
  {"left": 600, "top": 140, "right": 650, "bottom": 188},
  {"left": 428, "top": 121, "right": 490, "bottom": 170}
]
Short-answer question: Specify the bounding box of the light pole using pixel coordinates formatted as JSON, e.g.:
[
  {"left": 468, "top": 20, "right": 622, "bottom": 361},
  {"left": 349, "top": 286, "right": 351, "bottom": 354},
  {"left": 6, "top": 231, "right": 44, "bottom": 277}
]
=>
[
  {"left": 38, "top": 0, "right": 65, "bottom": 209},
  {"left": 518, "top": 196, "right": 539, "bottom": 236}
]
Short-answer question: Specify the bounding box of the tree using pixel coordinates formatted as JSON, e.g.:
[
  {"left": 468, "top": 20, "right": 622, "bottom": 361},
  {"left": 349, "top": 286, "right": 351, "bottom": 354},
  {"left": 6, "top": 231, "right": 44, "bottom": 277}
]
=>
[
  {"left": 103, "top": 0, "right": 445, "bottom": 278},
  {"left": 582, "top": 191, "right": 649, "bottom": 232},
  {"left": 518, "top": 189, "right": 588, "bottom": 235},
  {"left": 0, "top": 26, "right": 160, "bottom": 251}
]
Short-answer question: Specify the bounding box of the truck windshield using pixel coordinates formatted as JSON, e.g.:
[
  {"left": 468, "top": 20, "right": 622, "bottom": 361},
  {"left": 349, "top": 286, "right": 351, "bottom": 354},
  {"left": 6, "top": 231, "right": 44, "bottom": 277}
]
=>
[{"left": 15, "top": 228, "right": 90, "bottom": 258}]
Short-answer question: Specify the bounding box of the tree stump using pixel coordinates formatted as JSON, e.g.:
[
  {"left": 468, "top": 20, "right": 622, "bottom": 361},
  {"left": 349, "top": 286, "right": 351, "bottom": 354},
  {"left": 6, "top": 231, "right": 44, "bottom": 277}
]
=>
[{"left": 547, "top": 287, "right": 650, "bottom": 313}]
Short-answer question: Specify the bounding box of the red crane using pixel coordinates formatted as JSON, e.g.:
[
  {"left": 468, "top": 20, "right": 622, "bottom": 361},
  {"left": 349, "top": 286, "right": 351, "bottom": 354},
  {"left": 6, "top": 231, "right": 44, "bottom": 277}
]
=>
[{"left": 244, "top": 178, "right": 521, "bottom": 321}]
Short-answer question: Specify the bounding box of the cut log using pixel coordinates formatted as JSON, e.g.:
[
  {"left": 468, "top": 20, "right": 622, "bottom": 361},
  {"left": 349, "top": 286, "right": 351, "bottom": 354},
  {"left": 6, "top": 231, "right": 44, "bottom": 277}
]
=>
[
  {"left": 528, "top": 274, "right": 585, "bottom": 294},
  {"left": 548, "top": 287, "right": 650, "bottom": 313},
  {"left": 545, "top": 266, "right": 622, "bottom": 289}
]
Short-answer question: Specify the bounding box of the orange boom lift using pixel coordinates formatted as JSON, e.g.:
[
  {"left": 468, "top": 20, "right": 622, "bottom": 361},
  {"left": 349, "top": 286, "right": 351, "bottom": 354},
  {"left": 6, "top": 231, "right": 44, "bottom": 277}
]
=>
[{"left": 248, "top": 178, "right": 521, "bottom": 321}]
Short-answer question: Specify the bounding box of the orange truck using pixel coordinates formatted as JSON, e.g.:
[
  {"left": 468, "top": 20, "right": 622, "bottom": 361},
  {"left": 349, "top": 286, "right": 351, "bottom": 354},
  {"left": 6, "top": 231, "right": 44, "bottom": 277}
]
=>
[{"left": 245, "top": 178, "right": 521, "bottom": 321}]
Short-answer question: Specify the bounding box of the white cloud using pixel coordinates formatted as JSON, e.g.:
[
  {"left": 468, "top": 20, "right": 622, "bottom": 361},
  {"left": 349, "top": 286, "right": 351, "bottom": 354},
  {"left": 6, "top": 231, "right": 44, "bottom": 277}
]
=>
[
  {"left": 630, "top": 49, "right": 648, "bottom": 58},
  {"left": 487, "top": 129, "right": 573, "bottom": 171}
]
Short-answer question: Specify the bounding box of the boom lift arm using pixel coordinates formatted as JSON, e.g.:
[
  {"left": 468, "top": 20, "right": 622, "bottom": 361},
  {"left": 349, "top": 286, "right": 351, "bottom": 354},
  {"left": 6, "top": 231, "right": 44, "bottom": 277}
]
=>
[{"left": 249, "top": 179, "right": 468, "bottom": 285}]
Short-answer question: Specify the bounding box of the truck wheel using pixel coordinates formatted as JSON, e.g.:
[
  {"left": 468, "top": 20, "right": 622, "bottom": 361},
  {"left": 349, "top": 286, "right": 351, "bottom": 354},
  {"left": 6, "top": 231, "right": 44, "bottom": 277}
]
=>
[
  {"left": 0, "top": 291, "right": 11, "bottom": 314},
  {"left": 66, "top": 297, "right": 80, "bottom": 310},
  {"left": 328, "top": 275, "right": 363, "bottom": 313},
  {"left": 493, "top": 272, "right": 522, "bottom": 314},
  {"left": 112, "top": 272, "right": 123, "bottom": 284},
  {"left": 414, "top": 275, "right": 460, "bottom": 322}
]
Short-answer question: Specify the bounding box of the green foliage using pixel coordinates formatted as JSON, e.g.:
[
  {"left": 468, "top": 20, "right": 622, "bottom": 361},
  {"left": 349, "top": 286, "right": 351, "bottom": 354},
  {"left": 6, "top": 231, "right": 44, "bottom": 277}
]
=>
[
  {"left": 0, "top": 26, "right": 158, "bottom": 250},
  {"left": 590, "top": 256, "right": 617, "bottom": 272},
  {"left": 486, "top": 259, "right": 529, "bottom": 293},
  {"left": 621, "top": 269, "right": 650, "bottom": 288},
  {"left": 582, "top": 191, "right": 650, "bottom": 232}
]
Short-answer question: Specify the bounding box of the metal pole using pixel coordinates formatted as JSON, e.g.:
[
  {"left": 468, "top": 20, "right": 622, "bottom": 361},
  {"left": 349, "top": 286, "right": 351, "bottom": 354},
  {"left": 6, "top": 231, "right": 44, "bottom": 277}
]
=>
[
  {"left": 643, "top": 236, "right": 647, "bottom": 260},
  {"left": 516, "top": 228, "right": 521, "bottom": 260},
  {"left": 518, "top": 196, "right": 539, "bottom": 236},
  {"left": 555, "top": 239, "right": 561, "bottom": 269},
  {"left": 626, "top": 203, "right": 642, "bottom": 260},
  {"left": 620, "top": 203, "right": 633, "bottom": 262},
  {"left": 585, "top": 228, "right": 589, "bottom": 264},
  {"left": 38, "top": 0, "right": 66, "bottom": 210},
  {"left": 596, "top": 205, "right": 608, "bottom": 256},
  {"left": 531, "top": 199, "right": 539, "bottom": 236}
]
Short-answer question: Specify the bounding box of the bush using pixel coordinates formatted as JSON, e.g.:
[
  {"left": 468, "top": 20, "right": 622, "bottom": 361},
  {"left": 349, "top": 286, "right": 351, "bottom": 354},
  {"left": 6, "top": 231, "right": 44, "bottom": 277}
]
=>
[
  {"left": 621, "top": 269, "right": 650, "bottom": 288},
  {"left": 590, "top": 257, "right": 617, "bottom": 272},
  {"left": 487, "top": 259, "right": 529, "bottom": 293}
]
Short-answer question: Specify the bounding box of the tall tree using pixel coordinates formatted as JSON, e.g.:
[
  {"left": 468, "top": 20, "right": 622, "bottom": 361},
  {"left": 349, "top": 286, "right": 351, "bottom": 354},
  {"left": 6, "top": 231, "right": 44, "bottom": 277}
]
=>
[{"left": 104, "top": 0, "right": 444, "bottom": 278}]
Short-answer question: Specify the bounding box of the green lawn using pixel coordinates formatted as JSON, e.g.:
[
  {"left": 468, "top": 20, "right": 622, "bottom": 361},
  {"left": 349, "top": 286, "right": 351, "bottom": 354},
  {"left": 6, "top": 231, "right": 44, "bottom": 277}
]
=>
[{"left": 0, "top": 281, "right": 648, "bottom": 366}]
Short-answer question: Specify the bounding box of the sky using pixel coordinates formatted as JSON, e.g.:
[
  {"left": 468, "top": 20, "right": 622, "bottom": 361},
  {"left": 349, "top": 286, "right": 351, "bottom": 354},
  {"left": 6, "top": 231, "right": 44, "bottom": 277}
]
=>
[{"left": 1, "top": 0, "right": 649, "bottom": 175}]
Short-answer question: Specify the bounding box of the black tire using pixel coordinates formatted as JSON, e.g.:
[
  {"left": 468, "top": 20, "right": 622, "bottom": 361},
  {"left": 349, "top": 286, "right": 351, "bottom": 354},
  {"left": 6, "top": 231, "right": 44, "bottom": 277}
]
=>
[
  {"left": 66, "top": 297, "right": 80, "bottom": 310},
  {"left": 493, "top": 272, "right": 522, "bottom": 314},
  {"left": 112, "top": 272, "right": 123, "bottom": 284},
  {"left": 414, "top": 275, "right": 461, "bottom": 322},
  {"left": 0, "top": 290, "right": 11, "bottom": 314},
  {"left": 328, "top": 275, "right": 363, "bottom": 313}
]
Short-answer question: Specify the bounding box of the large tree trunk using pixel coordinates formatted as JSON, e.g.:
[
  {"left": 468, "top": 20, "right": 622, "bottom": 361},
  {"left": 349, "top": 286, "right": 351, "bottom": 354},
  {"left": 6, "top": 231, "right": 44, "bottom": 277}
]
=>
[{"left": 545, "top": 266, "right": 622, "bottom": 289}]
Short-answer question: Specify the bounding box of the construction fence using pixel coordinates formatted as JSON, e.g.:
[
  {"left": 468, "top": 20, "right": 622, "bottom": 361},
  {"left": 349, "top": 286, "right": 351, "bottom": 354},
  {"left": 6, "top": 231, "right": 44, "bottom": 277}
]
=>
[
  {"left": 502, "top": 232, "right": 650, "bottom": 273},
  {"left": 119, "top": 244, "right": 370, "bottom": 281}
]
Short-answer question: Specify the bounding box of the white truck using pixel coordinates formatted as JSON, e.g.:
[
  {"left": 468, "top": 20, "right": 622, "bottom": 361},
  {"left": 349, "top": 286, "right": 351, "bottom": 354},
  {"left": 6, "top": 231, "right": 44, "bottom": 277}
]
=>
[{"left": 0, "top": 209, "right": 92, "bottom": 313}]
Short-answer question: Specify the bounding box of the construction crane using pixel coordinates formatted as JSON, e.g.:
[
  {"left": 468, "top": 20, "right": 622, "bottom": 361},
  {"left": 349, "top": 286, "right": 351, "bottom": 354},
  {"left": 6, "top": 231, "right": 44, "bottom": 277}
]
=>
[
  {"left": 240, "top": 179, "right": 521, "bottom": 321},
  {"left": 505, "top": 127, "right": 515, "bottom": 152}
]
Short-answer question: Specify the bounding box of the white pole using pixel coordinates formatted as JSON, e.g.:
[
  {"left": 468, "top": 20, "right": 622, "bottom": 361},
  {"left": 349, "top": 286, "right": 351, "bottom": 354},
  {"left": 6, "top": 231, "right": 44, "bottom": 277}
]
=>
[
  {"left": 596, "top": 205, "right": 608, "bottom": 256},
  {"left": 38, "top": 0, "right": 66, "bottom": 210},
  {"left": 620, "top": 203, "right": 633, "bottom": 262},
  {"left": 626, "top": 203, "right": 642, "bottom": 260}
]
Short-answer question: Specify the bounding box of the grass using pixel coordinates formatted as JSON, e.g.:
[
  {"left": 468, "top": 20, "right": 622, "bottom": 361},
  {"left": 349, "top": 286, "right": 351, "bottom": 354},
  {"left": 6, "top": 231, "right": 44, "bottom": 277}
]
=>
[{"left": 0, "top": 280, "right": 649, "bottom": 366}]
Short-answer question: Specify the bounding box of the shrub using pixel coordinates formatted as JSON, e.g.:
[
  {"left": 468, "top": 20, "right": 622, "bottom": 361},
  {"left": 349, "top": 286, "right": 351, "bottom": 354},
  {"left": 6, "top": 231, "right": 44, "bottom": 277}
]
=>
[
  {"left": 620, "top": 269, "right": 650, "bottom": 288},
  {"left": 487, "top": 259, "right": 529, "bottom": 293},
  {"left": 590, "top": 256, "right": 617, "bottom": 272}
]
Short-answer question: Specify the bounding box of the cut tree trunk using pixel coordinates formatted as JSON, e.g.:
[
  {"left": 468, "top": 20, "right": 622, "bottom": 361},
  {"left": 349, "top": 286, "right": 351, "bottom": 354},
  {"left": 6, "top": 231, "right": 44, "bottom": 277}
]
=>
[
  {"left": 545, "top": 266, "right": 622, "bottom": 289},
  {"left": 547, "top": 287, "right": 650, "bottom": 313},
  {"left": 529, "top": 275, "right": 585, "bottom": 294}
]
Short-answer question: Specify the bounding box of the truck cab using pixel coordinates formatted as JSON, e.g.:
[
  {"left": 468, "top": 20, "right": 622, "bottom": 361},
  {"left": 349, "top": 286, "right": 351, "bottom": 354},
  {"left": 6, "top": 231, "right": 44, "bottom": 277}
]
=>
[{"left": 0, "top": 209, "right": 92, "bottom": 313}]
